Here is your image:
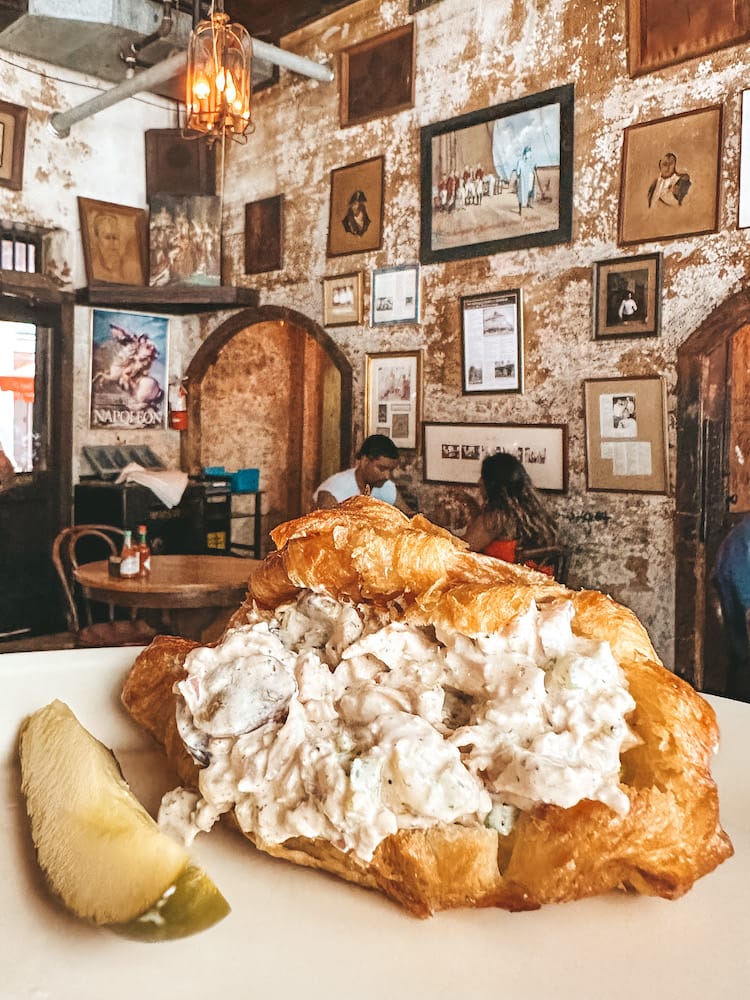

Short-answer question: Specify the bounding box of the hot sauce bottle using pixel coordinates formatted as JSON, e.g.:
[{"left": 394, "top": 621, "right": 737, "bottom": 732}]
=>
[
  {"left": 120, "top": 530, "right": 140, "bottom": 579},
  {"left": 136, "top": 524, "right": 151, "bottom": 577}
]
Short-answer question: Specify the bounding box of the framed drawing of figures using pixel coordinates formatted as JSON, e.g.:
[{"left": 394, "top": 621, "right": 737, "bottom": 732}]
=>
[
  {"left": 0, "top": 100, "right": 27, "bottom": 191},
  {"left": 149, "top": 195, "right": 221, "bottom": 286},
  {"left": 340, "top": 23, "right": 415, "bottom": 127},
  {"left": 420, "top": 84, "right": 574, "bottom": 264},
  {"left": 627, "top": 0, "right": 750, "bottom": 77},
  {"left": 322, "top": 271, "right": 363, "bottom": 326},
  {"left": 593, "top": 253, "right": 662, "bottom": 339},
  {"left": 365, "top": 351, "right": 421, "bottom": 449},
  {"left": 327, "top": 156, "right": 385, "bottom": 257},
  {"left": 78, "top": 198, "right": 148, "bottom": 286},
  {"left": 89, "top": 309, "right": 168, "bottom": 430},
  {"left": 618, "top": 106, "right": 722, "bottom": 246}
]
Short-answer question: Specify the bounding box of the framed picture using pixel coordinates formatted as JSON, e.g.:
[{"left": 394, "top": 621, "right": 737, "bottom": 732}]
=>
[
  {"left": 144, "top": 128, "right": 216, "bottom": 200},
  {"left": 420, "top": 83, "right": 574, "bottom": 264},
  {"left": 583, "top": 376, "right": 668, "bottom": 493},
  {"left": 739, "top": 90, "right": 750, "bottom": 228},
  {"left": 149, "top": 195, "right": 221, "bottom": 287},
  {"left": 365, "top": 351, "right": 421, "bottom": 450},
  {"left": 371, "top": 264, "right": 420, "bottom": 325},
  {"left": 245, "top": 194, "right": 284, "bottom": 274},
  {"left": 626, "top": 0, "right": 750, "bottom": 77},
  {"left": 461, "top": 289, "right": 523, "bottom": 394},
  {"left": 340, "top": 23, "right": 415, "bottom": 127},
  {"left": 593, "top": 253, "right": 662, "bottom": 339},
  {"left": 78, "top": 197, "right": 148, "bottom": 286},
  {"left": 322, "top": 271, "right": 363, "bottom": 326},
  {"left": 0, "top": 100, "right": 27, "bottom": 191},
  {"left": 327, "top": 155, "right": 385, "bottom": 257},
  {"left": 618, "top": 106, "right": 722, "bottom": 246},
  {"left": 409, "top": 0, "right": 444, "bottom": 10},
  {"left": 88, "top": 309, "right": 169, "bottom": 430},
  {"left": 423, "top": 421, "right": 568, "bottom": 493}
]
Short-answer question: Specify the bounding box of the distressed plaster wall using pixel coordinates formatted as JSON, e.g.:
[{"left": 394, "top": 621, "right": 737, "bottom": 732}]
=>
[{"left": 2, "top": 0, "right": 748, "bottom": 670}]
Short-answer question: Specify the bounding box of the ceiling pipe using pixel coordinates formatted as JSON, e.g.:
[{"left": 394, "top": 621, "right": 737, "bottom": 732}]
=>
[{"left": 47, "top": 38, "right": 333, "bottom": 138}]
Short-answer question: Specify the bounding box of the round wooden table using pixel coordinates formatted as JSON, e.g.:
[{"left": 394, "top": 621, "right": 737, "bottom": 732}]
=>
[{"left": 74, "top": 554, "right": 261, "bottom": 642}]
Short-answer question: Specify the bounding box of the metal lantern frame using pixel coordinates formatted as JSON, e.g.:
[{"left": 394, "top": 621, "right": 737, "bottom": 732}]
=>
[{"left": 186, "top": 3, "right": 253, "bottom": 140}]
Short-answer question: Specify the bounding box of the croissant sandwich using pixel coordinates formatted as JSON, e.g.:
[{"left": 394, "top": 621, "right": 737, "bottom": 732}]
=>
[{"left": 122, "top": 497, "right": 733, "bottom": 917}]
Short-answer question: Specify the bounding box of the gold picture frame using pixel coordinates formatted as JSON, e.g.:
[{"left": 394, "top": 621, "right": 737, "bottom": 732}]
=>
[
  {"left": 327, "top": 155, "right": 385, "bottom": 258},
  {"left": 78, "top": 197, "right": 148, "bottom": 286},
  {"left": 322, "top": 271, "right": 364, "bottom": 327},
  {"left": 365, "top": 351, "right": 421, "bottom": 450},
  {"left": 584, "top": 376, "right": 669, "bottom": 494},
  {"left": 0, "top": 100, "right": 28, "bottom": 191}
]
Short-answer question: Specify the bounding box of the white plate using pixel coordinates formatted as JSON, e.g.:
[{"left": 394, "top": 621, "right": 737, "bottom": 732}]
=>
[{"left": 2, "top": 647, "right": 748, "bottom": 1000}]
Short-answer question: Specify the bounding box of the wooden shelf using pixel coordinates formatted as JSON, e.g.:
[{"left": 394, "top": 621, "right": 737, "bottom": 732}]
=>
[{"left": 75, "top": 285, "right": 259, "bottom": 315}]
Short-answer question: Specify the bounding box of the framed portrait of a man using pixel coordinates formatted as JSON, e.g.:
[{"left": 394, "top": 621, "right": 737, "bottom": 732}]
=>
[
  {"left": 618, "top": 106, "right": 722, "bottom": 246},
  {"left": 78, "top": 197, "right": 148, "bottom": 286},
  {"left": 327, "top": 156, "right": 384, "bottom": 257}
]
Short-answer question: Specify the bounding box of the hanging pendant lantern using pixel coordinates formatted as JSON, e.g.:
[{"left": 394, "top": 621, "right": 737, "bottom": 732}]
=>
[{"left": 186, "top": 2, "right": 253, "bottom": 141}]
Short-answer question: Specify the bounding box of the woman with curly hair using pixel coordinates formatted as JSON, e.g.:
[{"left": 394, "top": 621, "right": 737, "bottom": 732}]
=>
[{"left": 462, "top": 451, "right": 556, "bottom": 564}]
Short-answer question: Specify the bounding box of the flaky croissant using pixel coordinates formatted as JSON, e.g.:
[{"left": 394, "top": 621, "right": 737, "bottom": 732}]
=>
[{"left": 122, "top": 497, "right": 732, "bottom": 916}]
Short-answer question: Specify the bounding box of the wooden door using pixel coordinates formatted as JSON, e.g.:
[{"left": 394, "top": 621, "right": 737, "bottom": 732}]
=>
[
  {"left": 675, "top": 296, "right": 750, "bottom": 694},
  {"left": 0, "top": 280, "right": 73, "bottom": 644}
]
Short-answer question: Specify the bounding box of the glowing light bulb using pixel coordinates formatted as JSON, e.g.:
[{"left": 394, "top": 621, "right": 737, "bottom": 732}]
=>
[
  {"left": 216, "top": 68, "right": 226, "bottom": 92},
  {"left": 225, "top": 71, "right": 237, "bottom": 104},
  {"left": 192, "top": 73, "right": 211, "bottom": 100}
]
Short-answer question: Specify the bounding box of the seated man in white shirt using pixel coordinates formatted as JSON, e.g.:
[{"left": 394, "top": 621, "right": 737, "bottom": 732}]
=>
[
  {"left": 0, "top": 444, "right": 15, "bottom": 494},
  {"left": 313, "top": 434, "right": 409, "bottom": 511}
]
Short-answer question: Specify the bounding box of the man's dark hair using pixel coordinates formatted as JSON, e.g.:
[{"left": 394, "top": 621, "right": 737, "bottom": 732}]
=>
[{"left": 356, "top": 434, "right": 399, "bottom": 461}]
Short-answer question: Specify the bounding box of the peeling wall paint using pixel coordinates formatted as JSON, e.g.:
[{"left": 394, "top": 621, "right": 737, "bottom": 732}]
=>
[{"left": 2, "top": 0, "right": 750, "bottom": 670}]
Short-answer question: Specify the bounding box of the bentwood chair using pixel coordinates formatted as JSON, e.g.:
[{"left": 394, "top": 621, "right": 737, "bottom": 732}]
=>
[
  {"left": 52, "top": 524, "right": 157, "bottom": 648},
  {"left": 516, "top": 545, "right": 570, "bottom": 585}
]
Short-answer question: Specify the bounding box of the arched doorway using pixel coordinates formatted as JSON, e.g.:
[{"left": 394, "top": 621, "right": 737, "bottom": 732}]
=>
[
  {"left": 181, "top": 305, "right": 352, "bottom": 554},
  {"left": 674, "top": 289, "right": 750, "bottom": 695}
]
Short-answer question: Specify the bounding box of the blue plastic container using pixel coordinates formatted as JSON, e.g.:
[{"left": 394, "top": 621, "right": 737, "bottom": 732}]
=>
[{"left": 229, "top": 468, "right": 260, "bottom": 493}]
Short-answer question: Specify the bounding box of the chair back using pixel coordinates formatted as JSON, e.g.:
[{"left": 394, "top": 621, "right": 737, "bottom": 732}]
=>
[
  {"left": 517, "top": 545, "right": 570, "bottom": 585},
  {"left": 52, "top": 524, "right": 125, "bottom": 632}
]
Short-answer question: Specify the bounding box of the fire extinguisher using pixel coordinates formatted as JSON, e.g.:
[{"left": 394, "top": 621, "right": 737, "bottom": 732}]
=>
[{"left": 168, "top": 378, "right": 188, "bottom": 431}]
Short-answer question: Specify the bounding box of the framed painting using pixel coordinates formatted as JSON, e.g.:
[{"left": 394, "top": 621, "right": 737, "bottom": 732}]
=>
[
  {"left": 78, "top": 197, "right": 148, "bottom": 286},
  {"left": 593, "top": 253, "right": 662, "bottom": 339},
  {"left": 88, "top": 309, "right": 168, "bottom": 430},
  {"left": 244, "top": 195, "right": 284, "bottom": 274},
  {"left": 0, "top": 100, "right": 27, "bottom": 191},
  {"left": 420, "top": 83, "right": 574, "bottom": 264},
  {"left": 322, "top": 271, "right": 364, "bottom": 326},
  {"left": 327, "top": 155, "right": 385, "bottom": 257},
  {"left": 145, "top": 128, "right": 216, "bottom": 200},
  {"left": 149, "top": 195, "right": 221, "bottom": 287},
  {"left": 739, "top": 90, "right": 750, "bottom": 229},
  {"left": 618, "top": 105, "right": 722, "bottom": 246},
  {"left": 340, "top": 23, "right": 415, "bottom": 127},
  {"left": 583, "top": 376, "right": 669, "bottom": 493},
  {"left": 627, "top": 0, "right": 750, "bottom": 77},
  {"left": 423, "top": 421, "right": 568, "bottom": 492},
  {"left": 365, "top": 351, "right": 421, "bottom": 450},
  {"left": 371, "top": 264, "right": 420, "bottom": 325},
  {"left": 461, "top": 289, "right": 523, "bottom": 394}
]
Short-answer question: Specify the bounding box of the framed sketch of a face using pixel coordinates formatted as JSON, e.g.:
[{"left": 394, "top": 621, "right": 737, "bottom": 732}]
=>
[{"left": 78, "top": 197, "right": 148, "bottom": 286}]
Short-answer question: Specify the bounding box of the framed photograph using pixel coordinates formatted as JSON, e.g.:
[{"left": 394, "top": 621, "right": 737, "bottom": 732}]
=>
[
  {"left": 78, "top": 197, "right": 148, "bottom": 286},
  {"left": 145, "top": 128, "right": 215, "bottom": 200},
  {"left": 423, "top": 422, "right": 568, "bottom": 493},
  {"left": 327, "top": 155, "right": 385, "bottom": 257},
  {"left": 89, "top": 309, "right": 169, "bottom": 430},
  {"left": 340, "top": 23, "right": 415, "bottom": 127},
  {"left": 627, "top": 0, "right": 750, "bottom": 77},
  {"left": 618, "top": 106, "right": 722, "bottom": 246},
  {"left": 322, "top": 271, "right": 364, "bottom": 327},
  {"left": 593, "top": 253, "right": 662, "bottom": 339},
  {"left": 0, "top": 100, "right": 27, "bottom": 191},
  {"left": 371, "top": 264, "right": 420, "bottom": 325},
  {"left": 245, "top": 194, "right": 284, "bottom": 274},
  {"left": 739, "top": 90, "right": 750, "bottom": 228},
  {"left": 149, "top": 195, "right": 221, "bottom": 287},
  {"left": 461, "top": 289, "right": 523, "bottom": 394},
  {"left": 420, "top": 83, "right": 574, "bottom": 264},
  {"left": 365, "top": 351, "right": 421, "bottom": 450},
  {"left": 583, "top": 376, "right": 668, "bottom": 494}
]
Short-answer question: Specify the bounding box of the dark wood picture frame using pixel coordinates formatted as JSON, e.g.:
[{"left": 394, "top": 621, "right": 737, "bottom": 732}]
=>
[
  {"left": 327, "top": 155, "right": 385, "bottom": 258},
  {"left": 244, "top": 195, "right": 284, "bottom": 275},
  {"left": 0, "top": 100, "right": 28, "bottom": 191},
  {"left": 618, "top": 105, "right": 722, "bottom": 246},
  {"left": 626, "top": 0, "right": 750, "bottom": 77},
  {"left": 145, "top": 129, "right": 216, "bottom": 200},
  {"left": 423, "top": 421, "right": 568, "bottom": 493},
  {"left": 78, "top": 197, "right": 148, "bottom": 287},
  {"left": 340, "top": 23, "right": 415, "bottom": 127},
  {"left": 420, "top": 84, "right": 574, "bottom": 264},
  {"left": 460, "top": 289, "right": 523, "bottom": 395},
  {"left": 583, "top": 375, "right": 669, "bottom": 494},
  {"left": 593, "top": 252, "right": 662, "bottom": 340}
]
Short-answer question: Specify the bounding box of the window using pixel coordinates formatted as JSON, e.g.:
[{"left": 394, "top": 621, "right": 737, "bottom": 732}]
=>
[
  {"left": 0, "top": 225, "right": 42, "bottom": 273},
  {"left": 0, "top": 320, "right": 36, "bottom": 472}
]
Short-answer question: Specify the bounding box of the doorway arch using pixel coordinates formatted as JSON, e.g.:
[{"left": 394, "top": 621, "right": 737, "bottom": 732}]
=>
[
  {"left": 674, "top": 288, "right": 750, "bottom": 693},
  {"left": 181, "top": 304, "right": 352, "bottom": 552}
]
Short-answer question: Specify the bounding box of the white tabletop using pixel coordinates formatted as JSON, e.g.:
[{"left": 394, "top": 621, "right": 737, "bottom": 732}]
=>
[{"left": 1, "top": 647, "right": 748, "bottom": 1000}]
